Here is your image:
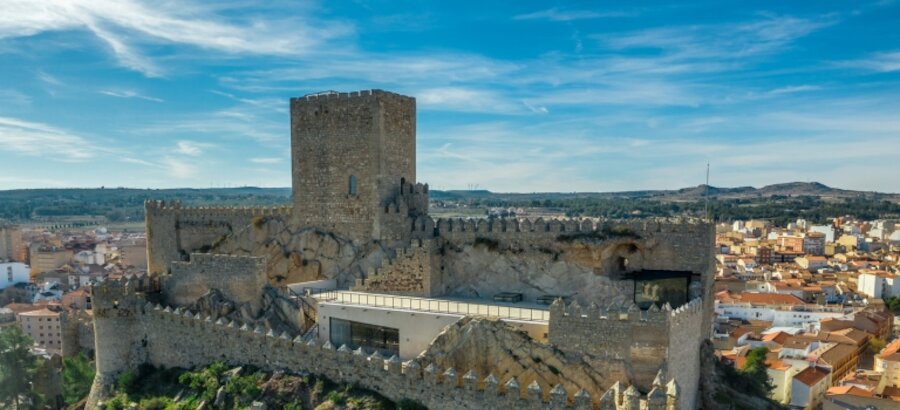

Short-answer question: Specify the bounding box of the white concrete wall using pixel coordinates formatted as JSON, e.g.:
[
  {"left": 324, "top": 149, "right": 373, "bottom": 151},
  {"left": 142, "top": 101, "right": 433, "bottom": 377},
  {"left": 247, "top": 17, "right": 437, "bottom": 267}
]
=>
[
  {"left": 790, "top": 379, "right": 811, "bottom": 408},
  {"left": 0, "top": 262, "right": 29, "bottom": 290},
  {"left": 857, "top": 274, "right": 881, "bottom": 298},
  {"left": 288, "top": 279, "right": 337, "bottom": 294},
  {"left": 318, "top": 303, "right": 462, "bottom": 359},
  {"left": 716, "top": 303, "right": 846, "bottom": 328},
  {"left": 316, "top": 303, "right": 549, "bottom": 359}
]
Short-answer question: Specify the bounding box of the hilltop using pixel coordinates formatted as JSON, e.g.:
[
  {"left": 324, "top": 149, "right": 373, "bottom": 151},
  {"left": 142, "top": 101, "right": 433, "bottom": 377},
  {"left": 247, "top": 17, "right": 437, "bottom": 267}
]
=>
[
  {"left": 431, "top": 182, "right": 895, "bottom": 202},
  {"left": 0, "top": 182, "right": 896, "bottom": 225}
]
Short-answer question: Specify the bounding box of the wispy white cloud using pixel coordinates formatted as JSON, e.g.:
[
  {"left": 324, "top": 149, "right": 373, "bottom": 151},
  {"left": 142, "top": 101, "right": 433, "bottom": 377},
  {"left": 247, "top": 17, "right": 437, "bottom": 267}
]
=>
[
  {"left": 249, "top": 157, "right": 282, "bottom": 164},
  {"left": 839, "top": 50, "right": 900, "bottom": 72},
  {"left": 0, "top": 89, "right": 32, "bottom": 107},
  {"left": 221, "top": 53, "right": 519, "bottom": 92},
  {"left": 416, "top": 87, "right": 524, "bottom": 114},
  {"left": 36, "top": 70, "right": 62, "bottom": 86},
  {"left": 119, "top": 157, "right": 161, "bottom": 168},
  {"left": 100, "top": 89, "right": 164, "bottom": 102},
  {"left": 767, "top": 85, "right": 821, "bottom": 95},
  {"left": 0, "top": 116, "right": 100, "bottom": 160},
  {"left": 174, "top": 140, "right": 209, "bottom": 156},
  {"left": 514, "top": 8, "right": 633, "bottom": 22},
  {"left": 0, "top": 0, "right": 351, "bottom": 76},
  {"left": 135, "top": 99, "right": 285, "bottom": 145},
  {"left": 603, "top": 15, "right": 837, "bottom": 59},
  {"left": 162, "top": 156, "right": 198, "bottom": 179}
]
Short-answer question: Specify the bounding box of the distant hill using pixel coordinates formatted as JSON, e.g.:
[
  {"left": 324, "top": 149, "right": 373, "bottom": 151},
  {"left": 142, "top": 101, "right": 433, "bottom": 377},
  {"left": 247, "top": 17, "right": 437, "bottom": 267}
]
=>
[
  {"left": 430, "top": 182, "right": 897, "bottom": 202},
  {"left": 0, "top": 187, "right": 291, "bottom": 221},
  {"left": 0, "top": 182, "right": 896, "bottom": 223}
]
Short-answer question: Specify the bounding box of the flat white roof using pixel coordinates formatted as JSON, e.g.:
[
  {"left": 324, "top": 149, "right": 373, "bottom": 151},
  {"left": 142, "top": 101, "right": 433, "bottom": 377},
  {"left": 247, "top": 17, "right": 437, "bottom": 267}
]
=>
[{"left": 311, "top": 290, "right": 549, "bottom": 323}]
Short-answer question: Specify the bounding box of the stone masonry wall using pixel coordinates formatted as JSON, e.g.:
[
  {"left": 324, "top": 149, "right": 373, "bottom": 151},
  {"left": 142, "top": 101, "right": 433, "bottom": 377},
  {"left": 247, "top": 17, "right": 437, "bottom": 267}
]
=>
[
  {"left": 90, "top": 289, "right": 681, "bottom": 409},
  {"left": 548, "top": 298, "right": 703, "bottom": 410},
  {"left": 428, "top": 217, "right": 712, "bottom": 274},
  {"left": 290, "top": 90, "right": 416, "bottom": 243},
  {"left": 665, "top": 299, "right": 704, "bottom": 410},
  {"left": 352, "top": 239, "right": 440, "bottom": 296},
  {"left": 549, "top": 300, "right": 669, "bottom": 392},
  {"left": 165, "top": 253, "right": 268, "bottom": 314},
  {"left": 144, "top": 200, "right": 291, "bottom": 274}
]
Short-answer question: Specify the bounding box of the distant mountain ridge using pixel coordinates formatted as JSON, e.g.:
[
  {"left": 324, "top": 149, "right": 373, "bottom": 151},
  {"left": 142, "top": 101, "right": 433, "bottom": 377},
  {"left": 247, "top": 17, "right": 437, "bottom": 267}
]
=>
[
  {"left": 431, "top": 182, "right": 896, "bottom": 202},
  {"left": 0, "top": 182, "right": 894, "bottom": 204},
  {"left": 0, "top": 182, "right": 896, "bottom": 222}
]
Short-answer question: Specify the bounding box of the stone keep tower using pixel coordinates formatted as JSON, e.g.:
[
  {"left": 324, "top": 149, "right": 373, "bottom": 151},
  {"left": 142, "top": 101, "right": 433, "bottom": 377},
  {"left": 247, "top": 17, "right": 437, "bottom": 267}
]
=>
[{"left": 291, "top": 90, "right": 416, "bottom": 242}]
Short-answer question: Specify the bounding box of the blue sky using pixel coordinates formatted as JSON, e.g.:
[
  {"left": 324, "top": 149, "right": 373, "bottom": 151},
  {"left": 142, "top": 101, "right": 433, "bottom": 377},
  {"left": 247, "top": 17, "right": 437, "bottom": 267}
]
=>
[{"left": 1, "top": 1, "right": 899, "bottom": 192}]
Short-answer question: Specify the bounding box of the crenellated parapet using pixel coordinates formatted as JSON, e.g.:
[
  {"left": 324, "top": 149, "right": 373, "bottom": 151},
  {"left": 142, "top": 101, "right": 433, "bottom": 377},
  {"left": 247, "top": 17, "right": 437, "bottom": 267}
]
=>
[
  {"left": 426, "top": 216, "right": 713, "bottom": 280},
  {"left": 130, "top": 303, "right": 683, "bottom": 409},
  {"left": 382, "top": 182, "right": 429, "bottom": 215},
  {"left": 431, "top": 216, "right": 709, "bottom": 236},
  {"left": 550, "top": 299, "right": 674, "bottom": 325},
  {"left": 91, "top": 275, "right": 159, "bottom": 315},
  {"left": 425, "top": 216, "right": 711, "bottom": 249},
  {"left": 294, "top": 89, "right": 414, "bottom": 103},
  {"left": 144, "top": 200, "right": 292, "bottom": 218},
  {"left": 548, "top": 297, "right": 702, "bottom": 408}
]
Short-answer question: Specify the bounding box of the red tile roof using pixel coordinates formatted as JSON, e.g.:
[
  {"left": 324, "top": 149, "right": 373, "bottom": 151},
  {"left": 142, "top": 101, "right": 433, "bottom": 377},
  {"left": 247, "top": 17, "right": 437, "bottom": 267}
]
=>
[
  {"left": 794, "top": 366, "right": 830, "bottom": 386},
  {"left": 735, "top": 293, "right": 806, "bottom": 305},
  {"left": 825, "top": 385, "right": 873, "bottom": 398},
  {"left": 879, "top": 338, "right": 900, "bottom": 361}
]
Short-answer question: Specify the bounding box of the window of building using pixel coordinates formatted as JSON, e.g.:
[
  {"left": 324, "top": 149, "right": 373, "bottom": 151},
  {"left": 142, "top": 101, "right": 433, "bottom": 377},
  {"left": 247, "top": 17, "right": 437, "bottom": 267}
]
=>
[
  {"left": 631, "top": 270, "right": 692, "bottom": 309},
  {"left": 348, "top": 175, "right": 357, "bottom": 195},
  {"left": 330, "top": 318, "right": 399, "bottom": 357}
]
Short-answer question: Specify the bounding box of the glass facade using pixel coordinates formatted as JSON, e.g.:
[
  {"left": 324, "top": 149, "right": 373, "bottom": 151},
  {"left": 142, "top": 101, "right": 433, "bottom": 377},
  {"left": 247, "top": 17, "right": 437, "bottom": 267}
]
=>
[
  {"left": 632, "top": 270, "right": 691, "bottom": 309},
  {"left": 330, "top": 318, "right": 399, "bottom": 356}
]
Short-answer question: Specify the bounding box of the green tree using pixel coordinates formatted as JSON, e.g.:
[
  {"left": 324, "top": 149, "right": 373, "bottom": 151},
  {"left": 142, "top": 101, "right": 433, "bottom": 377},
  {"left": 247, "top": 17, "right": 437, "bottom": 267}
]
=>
[
  {"left": 0, "top": 327, "right": 39, "bottom": 409},
  {"left": 886, "top": 296, "right": 900, "bottom": 312},
  {"left": 62, "top": 353, "right": 95, "bottom": 404},
  {"left": 742, "top": 347, "right": 774, "bottom": 397},
  {"left": 868, "top": 338, "right": 887, "bottom": 355}
]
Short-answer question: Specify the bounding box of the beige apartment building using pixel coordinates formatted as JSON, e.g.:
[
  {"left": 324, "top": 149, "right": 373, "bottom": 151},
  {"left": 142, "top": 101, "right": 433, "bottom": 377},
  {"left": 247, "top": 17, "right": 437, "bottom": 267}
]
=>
[
  {"left": 0, "top": 225, "right": 23, "bottom": 261},
  {"left": 117, "top": 239, "right": 147, "bottom": 269},
  {"left": 30, "top": 246, "right": 72, "bottom": 277},
  {"left": 19, "top": 308, "right": 63, "bottom": 353},
  {"left": 876, "top": 338, "right": 900, "bottom": 388}
]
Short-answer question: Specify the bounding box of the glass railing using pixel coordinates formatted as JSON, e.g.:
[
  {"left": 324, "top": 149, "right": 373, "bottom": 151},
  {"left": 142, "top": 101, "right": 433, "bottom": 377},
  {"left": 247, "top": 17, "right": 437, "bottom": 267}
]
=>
[{"left": 310, "top": 290, "right": 550, "bottom": 322}]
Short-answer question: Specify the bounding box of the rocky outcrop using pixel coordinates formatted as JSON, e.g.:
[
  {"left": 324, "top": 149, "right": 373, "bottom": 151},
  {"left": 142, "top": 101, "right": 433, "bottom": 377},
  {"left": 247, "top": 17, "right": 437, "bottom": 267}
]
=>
[
  {"left": 212, "top": 217, "right": 393, "bottom": 287},
  {"left": 441, "top": 243, "right": 634, "bottom": 305},
  {"left": 187, "top": 287, "right": 302, "bottom": 337},
  {"left": 417, "top": 317, "right": 623, "bottom": 401}
]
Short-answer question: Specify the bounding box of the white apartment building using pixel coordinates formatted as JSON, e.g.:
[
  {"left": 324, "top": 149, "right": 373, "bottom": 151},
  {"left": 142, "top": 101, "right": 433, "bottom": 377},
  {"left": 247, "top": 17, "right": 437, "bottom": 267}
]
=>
[
  {"left": 0, "top": 262, "right": 29, "bottom": 290},
  {"left": 857, "top": 271, "right": 900, "bottom": 299},
  {"left": 715, "top": 301, "right": 851, "bottom": 329}
]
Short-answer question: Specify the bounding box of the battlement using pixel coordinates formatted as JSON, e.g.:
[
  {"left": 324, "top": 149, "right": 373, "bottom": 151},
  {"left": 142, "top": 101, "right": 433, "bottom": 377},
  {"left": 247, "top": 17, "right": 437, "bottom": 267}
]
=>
[
  {"left": 293, "top": 89, "right": 415, "bottom": 103},
  {"left": 92, "top": 275, "right": 158, "bottom": 299},
  {"left": 550, "top": 297, "right": 702, "bottom": 327},
  {"left": 144, "top": 200, "right": 292, "bottom": 218},
  {"left": 430, "top": 217, "right": 709, "bottom": 235},
  {"left": 139, "top": 304, "right": 681, "bottom": 409},
  {"left": 548, "top": 297, "right": 703, "bottom": 407},
  {"left": 383, "top": 181, "right": 429, "bottom": 216}
]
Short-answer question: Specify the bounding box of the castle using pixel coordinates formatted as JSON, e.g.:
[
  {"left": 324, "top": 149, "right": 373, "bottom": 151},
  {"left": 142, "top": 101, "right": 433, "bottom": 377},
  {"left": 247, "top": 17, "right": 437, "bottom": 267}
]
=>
[{"left": 90, "top": 90, "right": 715, "bottom": 409}]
